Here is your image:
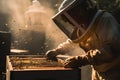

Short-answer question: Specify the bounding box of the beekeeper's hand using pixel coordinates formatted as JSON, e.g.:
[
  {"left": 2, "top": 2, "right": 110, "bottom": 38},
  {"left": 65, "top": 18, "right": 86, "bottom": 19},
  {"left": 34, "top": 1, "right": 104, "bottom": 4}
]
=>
[
  {"left": 64, "top": 56, "right": 81, "bottom": 68},
  {"left": 45, "top": 50, "right": 58, "bottom": 61},
  {"left": 64, "top": 55, "right": 89, "bottom": 68}
]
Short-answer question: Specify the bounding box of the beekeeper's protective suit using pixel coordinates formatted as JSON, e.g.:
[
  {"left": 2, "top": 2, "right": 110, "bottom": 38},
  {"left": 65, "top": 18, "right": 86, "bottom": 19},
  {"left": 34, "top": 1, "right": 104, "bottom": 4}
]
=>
[{"left": 46, "top": 0, "right": 120, "bottom": 80}]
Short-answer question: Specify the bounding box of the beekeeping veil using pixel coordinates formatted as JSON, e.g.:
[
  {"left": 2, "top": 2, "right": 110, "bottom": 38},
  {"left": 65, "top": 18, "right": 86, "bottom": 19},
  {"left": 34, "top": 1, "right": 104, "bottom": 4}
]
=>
[{"left": 52, "top": 0, "right": 97, "bottom": 42}]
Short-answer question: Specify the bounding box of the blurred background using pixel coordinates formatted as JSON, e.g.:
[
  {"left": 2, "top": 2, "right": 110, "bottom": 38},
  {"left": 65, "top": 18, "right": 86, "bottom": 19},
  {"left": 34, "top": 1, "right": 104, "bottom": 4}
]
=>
[
  {"left": 0, "top": 0, "right": 67, "bottom": 55},
  {"left": 0, "top": 0, "right": 120, "bottom": 55}
]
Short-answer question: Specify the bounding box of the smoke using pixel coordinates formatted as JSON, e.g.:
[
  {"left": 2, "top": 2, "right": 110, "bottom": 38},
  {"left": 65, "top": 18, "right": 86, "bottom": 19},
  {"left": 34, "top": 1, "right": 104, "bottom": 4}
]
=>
[
  {"left": 1, "top": 0, "right": 31, "bottom": 28},
  {"left": 0, "top": 0, "right": 67, "bottom": 53},
  {"left": 0, "top": 0, "right": 32, "bottom": 49},
  {"left": 0, "top": 0, "right": 31, "bottom": 37},
  {"left": 34, "top": 0, "right": 68, "bottom": 48}
]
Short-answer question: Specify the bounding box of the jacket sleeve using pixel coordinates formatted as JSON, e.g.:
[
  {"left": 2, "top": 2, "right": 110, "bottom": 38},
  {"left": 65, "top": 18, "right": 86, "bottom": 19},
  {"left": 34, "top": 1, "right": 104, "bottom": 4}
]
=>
[
  {"left": 54, "top": 39, "right": 83, "bottom": 55},
  {"left": 86, "top": 46, "right": 115, "bottom": 66}
]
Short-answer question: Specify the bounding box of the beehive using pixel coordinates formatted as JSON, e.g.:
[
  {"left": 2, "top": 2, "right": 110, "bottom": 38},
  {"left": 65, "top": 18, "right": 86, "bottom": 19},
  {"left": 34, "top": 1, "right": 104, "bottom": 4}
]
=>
[{"left": 6, "top": 55, "right": 81, "bottom": 80}]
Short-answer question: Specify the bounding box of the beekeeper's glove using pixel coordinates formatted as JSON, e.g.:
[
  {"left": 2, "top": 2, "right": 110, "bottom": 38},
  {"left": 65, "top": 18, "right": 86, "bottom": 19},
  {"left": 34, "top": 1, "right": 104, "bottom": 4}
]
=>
[
  {"left": 64, "top": 55, "right": 89, "bottom": 68},
  {"left": 45, "top": 50, "right": 58, "bottom": 61}
]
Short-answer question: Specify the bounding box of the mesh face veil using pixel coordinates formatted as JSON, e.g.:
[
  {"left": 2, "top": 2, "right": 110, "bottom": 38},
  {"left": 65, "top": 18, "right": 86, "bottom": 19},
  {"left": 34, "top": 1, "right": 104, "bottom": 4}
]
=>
[{"left": 52, "top": 0, "right": 97, "bottom": 42}]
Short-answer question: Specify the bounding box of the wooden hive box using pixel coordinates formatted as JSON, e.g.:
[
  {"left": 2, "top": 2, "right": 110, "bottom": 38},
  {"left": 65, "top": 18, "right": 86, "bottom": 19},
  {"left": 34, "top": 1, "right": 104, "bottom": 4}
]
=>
[{"left": 6, "top": 55, "right": 81, "bottom": 80}]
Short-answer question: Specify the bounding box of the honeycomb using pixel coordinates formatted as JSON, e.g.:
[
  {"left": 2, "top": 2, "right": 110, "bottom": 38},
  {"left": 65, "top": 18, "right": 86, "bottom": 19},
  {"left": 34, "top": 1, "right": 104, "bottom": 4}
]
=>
[{"left": 9, "top": 56, "right": 64, "bottom": 70}]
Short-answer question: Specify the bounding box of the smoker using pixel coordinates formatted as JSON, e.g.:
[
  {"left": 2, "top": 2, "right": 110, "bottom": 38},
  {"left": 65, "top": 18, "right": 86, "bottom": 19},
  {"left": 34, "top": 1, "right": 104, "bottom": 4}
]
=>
[{"left": 6, "top": 55, "right": 81, "bottom": 80}]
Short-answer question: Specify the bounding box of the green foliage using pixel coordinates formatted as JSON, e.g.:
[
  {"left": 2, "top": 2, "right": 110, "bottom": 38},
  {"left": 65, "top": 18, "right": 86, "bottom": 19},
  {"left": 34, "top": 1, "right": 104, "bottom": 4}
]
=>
[
  {"left": 96, "top": 0, "right": 120, "bottom": 23},
  {"left": 96, "top": 0, "right": 120, "bottom": 12}
]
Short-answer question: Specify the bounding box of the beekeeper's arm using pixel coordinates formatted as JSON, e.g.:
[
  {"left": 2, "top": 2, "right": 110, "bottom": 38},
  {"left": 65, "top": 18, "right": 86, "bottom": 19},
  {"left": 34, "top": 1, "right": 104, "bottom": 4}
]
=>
[{"left": 45, "top": 39, "right": 80, "bottom": 60}]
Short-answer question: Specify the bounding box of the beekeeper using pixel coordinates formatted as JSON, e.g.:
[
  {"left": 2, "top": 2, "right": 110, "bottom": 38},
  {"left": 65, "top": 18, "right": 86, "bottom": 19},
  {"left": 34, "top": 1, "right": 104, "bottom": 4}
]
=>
[{"left": 46, "top": 0, "right": 120, "bottom": 80}]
